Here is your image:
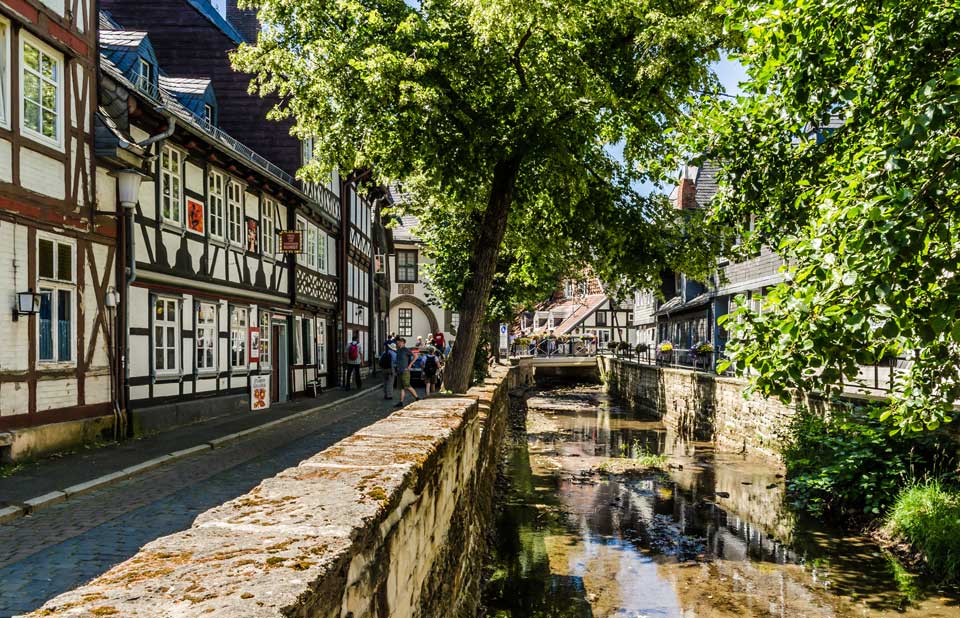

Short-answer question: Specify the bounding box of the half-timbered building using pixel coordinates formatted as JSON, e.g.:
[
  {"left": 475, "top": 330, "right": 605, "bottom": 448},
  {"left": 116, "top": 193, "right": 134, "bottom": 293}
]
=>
[
  {"left": 96, "top": 14, "right": 322, "bottom": 432},
  {"left": 340, "top": 176, "right": 375, "bottom": 377},
  {"left": 0, "top": 0, "right": 113, "bottom": 462},
  {"left": 100, "top": 0, "right": 343, "bottom": 397}
]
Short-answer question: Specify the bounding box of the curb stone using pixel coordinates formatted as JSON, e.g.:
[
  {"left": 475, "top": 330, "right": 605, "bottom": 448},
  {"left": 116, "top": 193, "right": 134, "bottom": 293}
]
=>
[{"left": 6, "top": 386, "right": 382, "bottom": 523}]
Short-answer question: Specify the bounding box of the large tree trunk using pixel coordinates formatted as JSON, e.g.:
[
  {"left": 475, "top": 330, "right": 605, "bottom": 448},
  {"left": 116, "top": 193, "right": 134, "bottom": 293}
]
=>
[{"left": 444, "top": 158, "right": 520, "bottom": 392}]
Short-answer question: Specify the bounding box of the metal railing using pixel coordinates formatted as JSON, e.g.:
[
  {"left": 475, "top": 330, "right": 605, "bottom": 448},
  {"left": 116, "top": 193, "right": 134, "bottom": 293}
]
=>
[{"left": 510, "top": 338, "right": 599, "bottom": 358}]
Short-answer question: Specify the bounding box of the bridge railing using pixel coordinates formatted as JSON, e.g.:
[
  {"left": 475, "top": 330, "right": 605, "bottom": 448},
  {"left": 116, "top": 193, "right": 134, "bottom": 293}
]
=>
[{"left": 510, "top": 338, "right": 598, "bottom": 358}]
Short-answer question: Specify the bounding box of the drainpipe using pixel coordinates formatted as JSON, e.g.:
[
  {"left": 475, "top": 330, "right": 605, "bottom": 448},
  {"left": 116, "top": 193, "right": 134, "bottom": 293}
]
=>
[{"left": 115, "top": 117, "right": 176, "bottom": 437}]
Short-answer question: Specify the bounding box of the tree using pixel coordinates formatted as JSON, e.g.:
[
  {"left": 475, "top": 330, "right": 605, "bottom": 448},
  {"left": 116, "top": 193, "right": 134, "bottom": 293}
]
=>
[
  {"left": 234, "top": 0, "right": 726, "bottom": 391},
  {"left": 684, "top": 1, "right": 960, "bottom": 432}
]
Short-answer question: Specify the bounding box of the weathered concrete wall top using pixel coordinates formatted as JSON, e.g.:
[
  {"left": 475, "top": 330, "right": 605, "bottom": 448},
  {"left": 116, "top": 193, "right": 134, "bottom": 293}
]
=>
[{"left": 31, "top": 365, "right": 519, "bottom": 618}]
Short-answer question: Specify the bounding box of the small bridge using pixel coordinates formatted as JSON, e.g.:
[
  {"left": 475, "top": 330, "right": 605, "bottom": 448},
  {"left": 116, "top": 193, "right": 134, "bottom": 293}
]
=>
[{"left": 510, "top": 341, "right": 601, "bottom": 381}]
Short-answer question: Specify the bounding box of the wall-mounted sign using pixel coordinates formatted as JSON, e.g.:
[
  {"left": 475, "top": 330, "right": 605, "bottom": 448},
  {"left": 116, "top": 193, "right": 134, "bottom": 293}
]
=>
[
  {"left": 398, "top": 283, "right": 415, "bottom": 296},
  {"left": 187, "top": 199, "right": 204, "bottom": 234},
  {"left": 280, "top": 231, "right": 302, "bottom": 254},
  {"left": 249, "top": 327, "right": 260, "bottom": 363},
  {"left": 250, "top": 374, "right": 270, "bottom": 410},
  {"left": 374, "top": 254, "right": 385, "bottom": 274}
]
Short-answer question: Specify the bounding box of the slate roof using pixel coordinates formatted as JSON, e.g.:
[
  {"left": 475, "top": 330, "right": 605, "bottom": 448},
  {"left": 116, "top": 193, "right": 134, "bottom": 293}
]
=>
[
  {"left": 392, "top": 215, "right": 420, "bottom": 243},
  {"left": 185, "top": 0, "right": 246, "bottom": 45},
  {"left": 654, "top": 292, "right": 712, "bottom": 316},
  {"left": 694, "top": 161, "right": 722, "bottom": 207},
  {"left": 159, "top": 76, "right": 211, "bottom": 95},
  {"left": 99, "top": 29, "right": 148, "bottom": 47}
]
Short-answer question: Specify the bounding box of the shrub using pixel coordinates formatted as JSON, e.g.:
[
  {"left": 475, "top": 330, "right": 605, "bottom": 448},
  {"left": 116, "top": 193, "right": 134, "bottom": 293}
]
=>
[
  {"left": 635, "top": 342, "right": 650, "bottom": 354},
  {"left": 883, "top": 481, "right": 960, "bottom": 582},
  {"left": 781, "top": 402, "right": 954, "bottom": 521}
]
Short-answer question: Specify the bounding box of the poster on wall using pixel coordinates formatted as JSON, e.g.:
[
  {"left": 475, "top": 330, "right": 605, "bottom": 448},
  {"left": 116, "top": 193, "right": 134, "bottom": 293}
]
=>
[
  {"left": 280, "top": 231, "right": 302, "bottom": 253},
  {"left": 250, "top": 374, "right": 270, "bottom": 410},
  {"left": 249, "top": 327, "right": 260, "bottom": 362},
  {"left": 246, "top": 218, "right": 258, "bottom": 252},
  {"left": 187, "top": 199, "right": 204, "bottom": 234}
]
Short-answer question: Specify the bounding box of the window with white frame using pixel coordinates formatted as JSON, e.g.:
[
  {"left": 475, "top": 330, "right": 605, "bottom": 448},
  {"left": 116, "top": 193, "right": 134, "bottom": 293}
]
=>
[
  {"left": 160, "top": 145, "right": 183, "bottom": 225},
  {"left": 37, "top": 237, "right": 74, "bottom": 363},
  {"left": 317, "top": 231, "right": 327, "bottom": 273},
  {"left": 227, "top": 181, "right": 243, "bottom": 246},
  {"left": 137, "top": 58, "right": 153, "bottom": 92},
  {"left": 261, "top": 200, "right": 275, "bottom": 257},
  {"left": 301, "top": 317, "right": 314, "bottom": 365},
  {"left": 301, "top": 136, "right": 315, "bottom": 165},
  {"left": 230, "top": 306, "right": 248, "bottom": 370},
  {"left": 196, "top": 303, "right": 217, "bottom": 372},
  {"left": 21, "top": 35, "right": 61, "bottom": 147},
  {"left": 293, "top": 315, "right": 303, "bottom": 364},
  {"left": 153, "top": 297, "right": 179, "bottom": 374},
  {"left": 305, "top": 223, "right": 317, "bottom": 269},
  {"left": 259, "top": 311, "right": 271, "bottom": 366},
  {"left": 0, "top": 18, "right": 9, "bottom": 128},
  {"left": 316, "top": 318, "right": 326, "bottom": 372},
  {"left": 451, "top": 312, "right": 460, "bottom": 333},
  {"left": 398, "top": 308, "right": 413, "bottom": 337},
  {"left": 203, "top": 103, "right": 214, "bottom": 126},
  {"left": 208, "top": 170, "right": 225, "bottom": 240}
]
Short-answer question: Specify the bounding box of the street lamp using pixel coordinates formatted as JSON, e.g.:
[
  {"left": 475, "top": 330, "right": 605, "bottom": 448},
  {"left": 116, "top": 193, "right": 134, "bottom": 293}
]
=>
[
  {"left": 110, "top": 168, "right": 149, "bottom": 209},
  {"left": 13, "top": 289, "right": 41, "bottom": 321}
]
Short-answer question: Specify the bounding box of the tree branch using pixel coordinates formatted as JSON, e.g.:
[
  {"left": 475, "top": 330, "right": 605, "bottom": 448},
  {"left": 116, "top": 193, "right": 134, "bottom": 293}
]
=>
[{"left": 512, "top": 26, "right": 533, "bottom": 89}]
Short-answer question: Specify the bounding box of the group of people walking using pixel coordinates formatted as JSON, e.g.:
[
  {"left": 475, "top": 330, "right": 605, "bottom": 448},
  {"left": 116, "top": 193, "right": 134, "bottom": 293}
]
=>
[{"left": 342, "top": 330, "right": 451, "bottom": 407}]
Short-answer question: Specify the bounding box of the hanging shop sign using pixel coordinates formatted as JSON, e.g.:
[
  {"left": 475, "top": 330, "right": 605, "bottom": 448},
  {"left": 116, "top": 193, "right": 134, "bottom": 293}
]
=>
[{"left": 280, "top": 231, "right": 302, "bottom": 253}]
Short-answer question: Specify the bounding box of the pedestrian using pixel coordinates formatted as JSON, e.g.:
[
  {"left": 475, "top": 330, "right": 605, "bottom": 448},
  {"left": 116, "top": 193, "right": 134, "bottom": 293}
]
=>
[
  {"left": 394, "top": 337, "right": 419, "bottom": 407},
  {"left": 379, "top": 342, "right": 397, "bottom": 399},
  {"left": 416, "top": 335, "right": 424, "bottom": 351},
  {"left": 423, "top": 346, "right": 440, "bottom": 396},
  {"left": 344, "top": 331, "right": 362, "bottom": 391},
  {"left": 434, "top": 331, "right": 446, "bottom": 357}
]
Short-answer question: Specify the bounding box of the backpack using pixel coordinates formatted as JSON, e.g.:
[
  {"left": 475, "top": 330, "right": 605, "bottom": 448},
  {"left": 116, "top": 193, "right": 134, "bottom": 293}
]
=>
[
  {"left": 379, "top": 350, "right": 393, "bottom": 369},
  {"left": 424, "top": 355, "right": 438, "bottom": 374},
  {"left": 348, "top": 342, "right": 359, "bottom": 361}
]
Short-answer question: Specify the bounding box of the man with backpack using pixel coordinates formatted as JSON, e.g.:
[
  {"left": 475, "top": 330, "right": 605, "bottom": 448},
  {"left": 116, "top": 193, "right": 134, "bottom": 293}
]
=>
[
  {"left": 422, "top": 346, "right": 441, "bottom": 397},
  {"left": 344, "top": 332, "right": 362, "bottom": 391},
  {"left": 379, "top": 342, "right": 397, "bottom": 399},
  {"left": 394, "top": 337, "right": 419, "bottom": 407}
]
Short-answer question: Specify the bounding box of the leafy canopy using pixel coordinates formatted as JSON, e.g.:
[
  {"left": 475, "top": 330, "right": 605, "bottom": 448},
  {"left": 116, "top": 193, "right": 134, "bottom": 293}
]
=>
[
  {"left": 234, "top": 0, "right": 727, "bottom": 320},
  {"left": 686, "top": 0, "right": 960, "bottom": 433}
]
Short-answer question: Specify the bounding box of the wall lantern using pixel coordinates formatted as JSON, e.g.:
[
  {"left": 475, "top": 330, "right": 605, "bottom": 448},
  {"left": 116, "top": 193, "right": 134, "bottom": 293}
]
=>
[
  {"left": 14, "top": 289, "right": 41, "bottom": 321},
  {"left": 110, "top": 168, "right": 150, "bottom": 208}
]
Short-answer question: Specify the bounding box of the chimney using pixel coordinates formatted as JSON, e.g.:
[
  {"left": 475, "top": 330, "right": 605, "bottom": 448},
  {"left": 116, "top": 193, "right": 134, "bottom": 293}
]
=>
[
  {"left": 677, "top": 177, "right": 698, "bottom": 210},
  {"left": 226, "top": 0, "right": 260, "bottom": 42}
]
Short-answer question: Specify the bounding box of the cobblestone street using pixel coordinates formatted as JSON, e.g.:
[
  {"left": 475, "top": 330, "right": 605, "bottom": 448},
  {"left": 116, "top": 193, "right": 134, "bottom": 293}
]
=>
[{"left": 0, "top": 390, "right": 396, "bottom": 617}]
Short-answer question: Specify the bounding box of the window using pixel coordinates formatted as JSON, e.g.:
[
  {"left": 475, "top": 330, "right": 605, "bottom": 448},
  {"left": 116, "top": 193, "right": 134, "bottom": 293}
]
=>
[
  {"left": 305, "top": 224, "right": 317, "bottom": 269},
  {"left": 37, "top": 238, "right": 74, "bottom": 363},
  {"left": 230, "top": 307, "right": 248, "bottom": 370},
  {"left": 160, "top": 146, "right": 183, "bottom": 225},
  {"left": 0, "top": 19, "right": 9, "bottom": 128},
  {"left": 136, "top": 58, "right": 153, "bottom": 92},
  {"left": 294, "top": 316, "right": 303, "bottom": 364},
  {"left": 451, "top": 312, "right": 460, "bottom": 333},
  {"left": 153, "top": 297, "right": 179, "bottom": 374},
  {"left": 208, "top": 170, "right": 224, "bottom": 240},
  {"left": 227, "top": 181, "right": 243, "bottom": 245},
  {"left": 398, "top": 308, "right": 413, "bottom": 337},
  {"left": 259, "top": 311, "right": 271, "bottom": 367},
  {"left": 196, "top": 303, "right": 217, "bottom": 372},
  {"left": 21, "top": 36, "right": 61, "bottom": 147},
  {"left": 396, "top": 250, "right": 418, "bottom": 283},
  {"left": 317, "top": 232, "right": 327, "bottom": 273},
  {"left": 300, "top": 317, "right": 314, "bottom": 365},
  {"left": 261, "top": 200, "right": 275, "bottom": 257},
  {"left": 596, "top": 311, "right": 607, "bottom": 326},
  {"left": 203, "top": 103, "right": 214, "bottom": 126},
  {"left": 316, "top": 318, "right": 326, "bottom": 372},
  {"left": 301, "top": 136, "right": 315, "bottom": 165}
]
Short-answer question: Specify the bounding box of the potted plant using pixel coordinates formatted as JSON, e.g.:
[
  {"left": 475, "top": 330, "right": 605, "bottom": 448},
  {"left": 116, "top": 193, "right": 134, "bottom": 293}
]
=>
[
  {"left": 635, "top": 342, "right": 650, "bottom": 359},
  {"left": 657, "top": 341, "right": 673, "bottom": 365},
  {"left": 692, "top": 341, "right": 714, "bottom": 369}
]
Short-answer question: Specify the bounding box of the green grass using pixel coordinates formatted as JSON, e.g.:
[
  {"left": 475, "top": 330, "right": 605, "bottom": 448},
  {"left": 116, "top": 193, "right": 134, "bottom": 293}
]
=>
[{"left": 883, "top": 480, "right": 960, "bottom": 582}]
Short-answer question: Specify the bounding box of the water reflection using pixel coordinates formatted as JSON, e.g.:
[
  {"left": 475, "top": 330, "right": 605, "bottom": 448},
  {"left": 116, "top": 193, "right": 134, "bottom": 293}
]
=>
[{"left": 483, "top": 386, "right": 960, "bottom": 618}]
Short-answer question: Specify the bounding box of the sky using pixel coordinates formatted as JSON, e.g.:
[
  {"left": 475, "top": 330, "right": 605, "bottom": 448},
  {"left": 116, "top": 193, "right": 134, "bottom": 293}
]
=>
[{"left": 630, "top": 56, "right": 748, "bottom": 197}]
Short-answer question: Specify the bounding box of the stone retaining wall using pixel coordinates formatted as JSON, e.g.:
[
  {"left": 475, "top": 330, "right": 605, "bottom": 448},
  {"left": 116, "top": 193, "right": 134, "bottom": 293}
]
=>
[
  {"left": 600, "top": 357, "right": 802, "bottom": 460},
  {"left": 31, "top": 365, "right": 520, "bottom": 618}
]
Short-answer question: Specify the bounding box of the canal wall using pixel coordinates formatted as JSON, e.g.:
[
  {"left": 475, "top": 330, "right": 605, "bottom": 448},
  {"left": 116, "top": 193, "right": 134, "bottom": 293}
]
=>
[
  {"left": 600, "top": 357, "right": 816, "bottom": 460},
  {"left": 30, "top": 364, "right": 525, "bottom": 618}
]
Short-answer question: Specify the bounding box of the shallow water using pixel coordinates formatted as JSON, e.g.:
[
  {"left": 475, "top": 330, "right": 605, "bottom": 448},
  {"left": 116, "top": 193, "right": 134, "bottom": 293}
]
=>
[{"left": 482, "top": 385, "right": 960, "bottom": 618}]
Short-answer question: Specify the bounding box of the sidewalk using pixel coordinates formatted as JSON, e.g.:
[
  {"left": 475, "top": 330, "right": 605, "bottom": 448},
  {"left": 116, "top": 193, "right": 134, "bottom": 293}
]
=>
[{"left": 0, "top": 385, "right": 380, "bottom": 519}]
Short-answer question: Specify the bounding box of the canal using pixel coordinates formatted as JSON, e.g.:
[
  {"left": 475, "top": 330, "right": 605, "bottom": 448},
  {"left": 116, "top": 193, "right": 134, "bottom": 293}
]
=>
[{"left": 482, "top": 383, "right": 960, "bottom": 618}]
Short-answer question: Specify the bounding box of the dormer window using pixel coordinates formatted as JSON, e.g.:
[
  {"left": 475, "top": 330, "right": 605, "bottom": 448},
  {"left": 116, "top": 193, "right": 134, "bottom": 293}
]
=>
[
  {"left": 137, "top": 58, "right": 153, "bottom": 93},
  {"left": 203, "top": 103, "right": 214, "bottom": 126},
  {"left": 302, "top": 136, "right": 315, "bottom": 166}
]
